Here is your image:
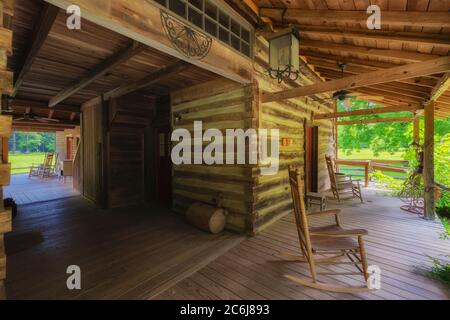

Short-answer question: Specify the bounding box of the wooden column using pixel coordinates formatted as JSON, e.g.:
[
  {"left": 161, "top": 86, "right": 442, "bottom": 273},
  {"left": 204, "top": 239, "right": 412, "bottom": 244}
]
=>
[
  {"left": 0, "top": 0, "right": 13, "bottom": 300},
  {"left": 423, "top": 101, "right": 435, "bottom": 220}
]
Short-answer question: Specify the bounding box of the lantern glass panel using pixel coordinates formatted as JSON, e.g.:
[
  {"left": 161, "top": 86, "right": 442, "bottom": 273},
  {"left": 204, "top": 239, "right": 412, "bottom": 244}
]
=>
[{"left": 269, "top": 34, "right": 291, "bottom": 70}]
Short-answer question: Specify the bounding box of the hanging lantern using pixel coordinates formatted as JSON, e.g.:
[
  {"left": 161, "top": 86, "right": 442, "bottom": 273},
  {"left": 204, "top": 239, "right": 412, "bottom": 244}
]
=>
[{"left": 267, "top": 27, "right": 300, "bottom": 83}]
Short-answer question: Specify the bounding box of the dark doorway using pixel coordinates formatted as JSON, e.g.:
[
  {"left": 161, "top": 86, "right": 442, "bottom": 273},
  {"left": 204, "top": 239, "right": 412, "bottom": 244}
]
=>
[
  {"left": 155, "top": 125, "right": 172, "bottom": 205},
  {"left": 305, "top": 126, "right": 319, "bottom": 192}
]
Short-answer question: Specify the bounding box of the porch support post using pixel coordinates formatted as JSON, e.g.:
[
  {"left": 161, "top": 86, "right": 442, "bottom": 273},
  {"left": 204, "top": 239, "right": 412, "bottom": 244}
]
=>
[
  {"left": 423, "top": 101, "right": 435, "bottom": 220},
  {"left": 413, "top": 116, "right": 420, "bottom": 146}
]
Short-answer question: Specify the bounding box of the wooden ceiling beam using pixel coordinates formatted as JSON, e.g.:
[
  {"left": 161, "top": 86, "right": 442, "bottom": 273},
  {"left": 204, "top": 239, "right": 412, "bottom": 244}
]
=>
[
  {"left": 301, "top": 51, "right": 439, "bottom": 87},
  {"left": 11, "top": 3, "right": 59, "bottom": 97},
  {"left": 11, "top": 99, "right": 81, "bottom": 114},
  {"left": 297, "top": 26, "right": 450, "bottom": 48},
  {"left": 314, "top": 67, "right": 431, "bottom": 95},
  {"left": 315, "top": 105, "right": 420, "bottom": 120},
  {"left": 48, "top": 40, "right": 146, "bottom": 107},
  {"left": 337, "top": 116, "right": 415, "bottom": 126},
  {"left": 104, "top": 60, "right": 191, "bottom": 100},
  {"left": 300, "top": 40, "right": 439, "bottom": 63},
  {"left": 428, "top": 72, "right": 450, "bottom": 103},
  {"left": 262, "top": 56, "right": 450, "bottom": 103},
  {"left": 259, "top": 8, "right": 450, "bottom": 28}
]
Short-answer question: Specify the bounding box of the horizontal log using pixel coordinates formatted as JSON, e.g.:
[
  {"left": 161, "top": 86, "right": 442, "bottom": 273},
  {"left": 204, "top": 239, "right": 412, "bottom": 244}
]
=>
[
  {"left": 0, "top": 115, "right": 12, "bottom": 137},
  {"left": 0, "top": 27, "right": 12, "bottom": 54},
  {"left": 0, "top": 209, "right": 12, "bottom": 234},
  {"left": 0, "top": 164, "right": 11, "bottom": 186}
]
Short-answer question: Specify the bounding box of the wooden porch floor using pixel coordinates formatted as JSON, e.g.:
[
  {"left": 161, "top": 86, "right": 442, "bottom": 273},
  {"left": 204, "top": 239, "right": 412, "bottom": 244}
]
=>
[
  {"left": 157, "top": 190, "right": 450, "bottom": 300},
  {"left": 4, "top": 174, "right": 79, "bottom": 205},
  {"left": 4, "top": 197, "right": 244, "bottom": 300}
]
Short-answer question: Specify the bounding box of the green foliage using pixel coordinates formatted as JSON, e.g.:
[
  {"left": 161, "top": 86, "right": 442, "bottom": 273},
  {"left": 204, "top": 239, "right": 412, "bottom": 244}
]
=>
[
  {"left": 9, "top": 153, "right": 49, "bottom": 175},
  {"left": 369, "top": 170, "right": 404, "bottom": 195},
  {"left": 426, "top": 256, "right": 450, "bottom": 287},
  {"left": 8, "top": 131, "right": 55, "bottom": 153}
]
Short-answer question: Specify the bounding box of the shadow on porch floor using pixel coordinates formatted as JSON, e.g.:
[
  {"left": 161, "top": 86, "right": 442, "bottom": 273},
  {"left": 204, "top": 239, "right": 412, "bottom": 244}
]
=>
[{"left": 4, "top": 197, "right": 244, "bottom": 300}]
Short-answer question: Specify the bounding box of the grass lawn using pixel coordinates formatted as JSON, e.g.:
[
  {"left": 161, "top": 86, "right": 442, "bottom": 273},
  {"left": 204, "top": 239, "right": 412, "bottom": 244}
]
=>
[
  {"left": 9, "top": 152, "right": 48, "bottom": 175},
  {"left": 338, "top": 148, "right": 408, "bottom": 179},
  {"left": 339, "top": 149, "right": 405, "bottom": 160}
]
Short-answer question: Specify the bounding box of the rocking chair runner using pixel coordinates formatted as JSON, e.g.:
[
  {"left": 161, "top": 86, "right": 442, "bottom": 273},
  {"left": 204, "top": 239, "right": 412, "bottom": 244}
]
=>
[
  {"left": 325, "top": 155, "right": 363, "bottom": 203},
  {"left": 282, "top": 166, "right": 373, "bottom": 293}
]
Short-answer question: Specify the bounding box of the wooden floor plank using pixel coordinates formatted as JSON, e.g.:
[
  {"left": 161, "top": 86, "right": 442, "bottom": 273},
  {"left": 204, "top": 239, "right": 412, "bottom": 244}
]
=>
[
  {"left": 157, "top": 190, "right": 450, "bottom": 300},
  {"left": 5, "top": 197, "right": 244, "bottom": 300}
]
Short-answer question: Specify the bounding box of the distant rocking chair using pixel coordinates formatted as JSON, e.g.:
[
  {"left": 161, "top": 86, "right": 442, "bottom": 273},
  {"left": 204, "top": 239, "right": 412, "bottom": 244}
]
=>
[
  {"left": 29, "top": 153, "right": 54, "bottom": 179},
  {"left": 325, "top": 155, "right": 363, "bottom": 203},
  {"left": 279, "top": 166, "right": 374, "bottom": 293}
]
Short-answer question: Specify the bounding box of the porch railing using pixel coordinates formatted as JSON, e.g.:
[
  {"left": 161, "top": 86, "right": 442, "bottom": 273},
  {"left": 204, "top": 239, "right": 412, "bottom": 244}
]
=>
[{"left": 336, "top": 159, "right": 410, "bottom": 186}]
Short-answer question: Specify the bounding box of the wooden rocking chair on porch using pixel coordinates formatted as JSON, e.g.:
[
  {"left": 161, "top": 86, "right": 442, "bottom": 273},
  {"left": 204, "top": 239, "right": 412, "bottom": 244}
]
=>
[
  {"left": 325, "top": 155, "right": 363, "bottom": 203},
  {"left": 280, "top": 166, "right": 373, "bottom": 293},
  {"left": 29, "top": 153, "right": 54, "bottom": 178}
]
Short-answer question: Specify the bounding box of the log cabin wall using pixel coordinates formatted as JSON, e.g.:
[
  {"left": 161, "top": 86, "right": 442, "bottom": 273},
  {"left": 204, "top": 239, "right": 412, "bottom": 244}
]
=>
[
  {"left": 170, "top": 78, "right": 257, "bottom": 233},
  {"left": 251, "top": 36, "right": 335, "bottom": 234},
  {"left": 0, "top": 0, "right": 13, "bottom": 299},
  {"left": 107, "top": 94, "right": 155, "bottom": 208}
]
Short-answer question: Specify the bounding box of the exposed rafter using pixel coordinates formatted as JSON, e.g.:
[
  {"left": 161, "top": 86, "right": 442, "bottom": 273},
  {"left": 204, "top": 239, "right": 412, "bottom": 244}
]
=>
[
  {"left": 11, "top": 99, "right": 81, "bottom": 114},
  {"left": 48, "top": 41, "right": 146, "bottom": 107},
  {"left": 297, "top": 26, "right": 450, "bottom": 48},
  {"left": 300, "top": 40, "right": 439, "bottom": 63},
  {"left": 428, "top": 72, "right": 450, "bottom": 103},
  {"left": 337, "top": 117, "right": 414, "bottom": 126},
  {"left": 262, "top": 56, "right": 450, "bottom": 103},
  {"left": 259, "top": 8, "right": 450, "bottom": 28},
  {"left": 315, "top": 105, "right": 420, "bottom": 120},
  {"left": 104, "top": 60, "right": 191, "bottom": 100},
  {"left": 11, "top": 3, "right": 59, "bottom": 97}
]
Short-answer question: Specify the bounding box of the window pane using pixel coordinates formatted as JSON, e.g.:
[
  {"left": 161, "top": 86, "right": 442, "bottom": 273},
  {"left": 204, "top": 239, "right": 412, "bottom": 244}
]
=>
[
  {"left": 219, "top": 10, "right": 229, "bottom": 28},
  {"left": 205, "top": 0, "right": 217, "bottom": 19},
  {"left": 205, "top": 18, "right": 217, "bottom": 37},
  {"left": 241, "top": 28, "right": 250, "bottom": 42},
  {"left": 219, "top": 27, "right": 229, "bottom": 44},
  {"left": 230, "top": 19, "right": 240, "bottom": 36},
  {"left": 188, "top": 7, "right": 202, "bottom": 28},
  {"left": 241, "top": 41, "right": 250, "bottom": 57},
  {"left": 169, "top": 0, "right": 186, "bottom": 18},
  {"left": 189, "top": 0, "right": 202, "bottom": 10},
  {"left": 231, "top": 34, "right": 240, "bottom": 51}
]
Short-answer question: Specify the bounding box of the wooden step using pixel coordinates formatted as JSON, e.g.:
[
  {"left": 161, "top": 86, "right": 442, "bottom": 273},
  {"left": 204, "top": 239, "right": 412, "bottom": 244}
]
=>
[
  {"left": 0, "top": 115, "right": 12, "bottom": 137},
  {"left": 0, "top": 163, "right": 10, "bottom": 186},
  {"left": 0, "top": 208, "right": 11, "bottom": 234}
]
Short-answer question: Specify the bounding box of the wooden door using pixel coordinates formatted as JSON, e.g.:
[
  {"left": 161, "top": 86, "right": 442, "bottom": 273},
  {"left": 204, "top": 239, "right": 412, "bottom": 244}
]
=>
[
  {"left": 305, "top": 126, "right": 319, "bottom": 192},
  {"left": 66, "top": 137, "right": 73, "bottom": 160},
  {"left": 156, "top": 125, "right": 172, "bottom": 205}
]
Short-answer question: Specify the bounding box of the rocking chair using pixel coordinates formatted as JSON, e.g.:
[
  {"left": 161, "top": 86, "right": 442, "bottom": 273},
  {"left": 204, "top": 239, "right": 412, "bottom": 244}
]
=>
[
  {"left": 325, "top": 155, "right": 363, "bottom": 203},
  {"left": 281, "top": 166, "right": 373, "bottom": 293},
  {"left": 29, "top": 153, "right": 54, "bottom": 178}
]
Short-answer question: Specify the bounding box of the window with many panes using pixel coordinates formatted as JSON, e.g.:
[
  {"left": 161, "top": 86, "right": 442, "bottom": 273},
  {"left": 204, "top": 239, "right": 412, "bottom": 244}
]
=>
[{"left": 152, "top": 0, "right": 252, "bottom": 58}]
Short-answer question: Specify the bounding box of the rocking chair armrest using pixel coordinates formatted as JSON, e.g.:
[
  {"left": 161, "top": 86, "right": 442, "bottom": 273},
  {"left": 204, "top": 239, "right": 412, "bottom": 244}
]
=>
[
  {"left": 310, "top": 229, "right": 368, "bottom": 238},
  {"left": 308, "top": 209, "right": 342, "bottom": 218}
]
